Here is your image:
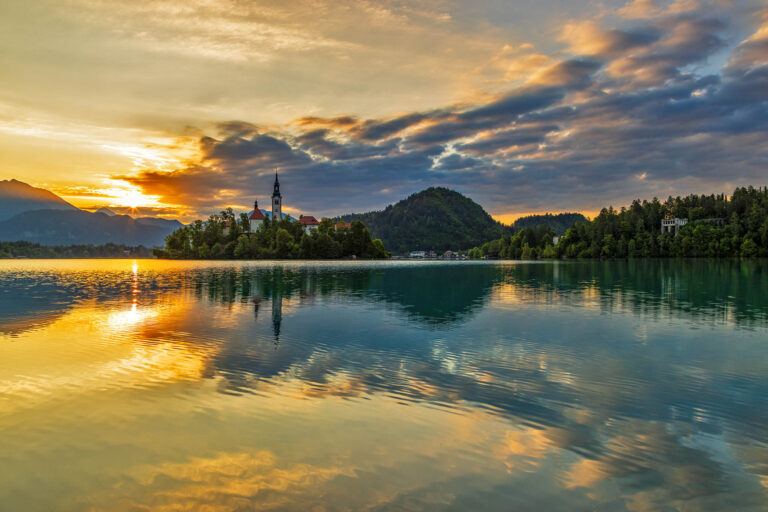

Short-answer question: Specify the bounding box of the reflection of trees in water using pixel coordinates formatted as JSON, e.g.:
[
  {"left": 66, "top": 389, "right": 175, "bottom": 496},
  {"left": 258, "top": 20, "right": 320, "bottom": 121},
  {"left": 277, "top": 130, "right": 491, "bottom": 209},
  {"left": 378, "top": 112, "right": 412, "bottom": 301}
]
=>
[
  {"left": 191, "top": 264, "right": 504, "bottom": 328},
  {"left": 499, "top": 260, "right": 768, "bottom": 327},
  {"left": 3, "top": 261, "right": 766, "bottom": 337},
  {"left": 190, "top": 260, "right": 768, "bottom": 330},
  {"left": 3, "top": 262, "right": 767, "bottom": 506},
  {"left": 194, "top": 262, "right": 768, "bottom": 508}
]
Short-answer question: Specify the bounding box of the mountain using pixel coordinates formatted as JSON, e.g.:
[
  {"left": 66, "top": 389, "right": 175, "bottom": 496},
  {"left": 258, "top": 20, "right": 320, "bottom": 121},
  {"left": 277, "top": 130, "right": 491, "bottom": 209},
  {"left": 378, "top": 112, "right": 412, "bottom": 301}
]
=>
[
  {"left": 0, "top": 179, "right": 185, "bottom": 246},
  {"left": 0, "top": 179, "right": 78, "bottom": 221},
  {"left": 95, "top": 207, "right": 118, "bottom": 216},
  {"left": 511, "top": 212, "right": 587, "bottom": 234},
  {"left": 0, "top": 209, "right": 176, "bottom": 247},
  {"left": 336, "top": 187, "right": 506, "bottom": 253},
  {"left": 134, "top": 216, "right": 184, "bottom": 231}
]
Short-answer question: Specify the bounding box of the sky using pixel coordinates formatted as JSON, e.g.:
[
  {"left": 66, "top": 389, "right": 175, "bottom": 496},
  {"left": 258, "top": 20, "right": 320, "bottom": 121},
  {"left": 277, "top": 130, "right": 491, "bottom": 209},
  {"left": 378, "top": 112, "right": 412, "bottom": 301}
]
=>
[{"left": 0, "top": 0, "right": 766, "bottom": 223}]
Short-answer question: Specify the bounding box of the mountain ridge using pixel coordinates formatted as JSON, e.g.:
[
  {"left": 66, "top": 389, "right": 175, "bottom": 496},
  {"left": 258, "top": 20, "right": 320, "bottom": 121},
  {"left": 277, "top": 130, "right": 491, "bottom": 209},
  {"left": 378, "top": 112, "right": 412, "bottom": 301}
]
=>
[
  {"left": 0, "top": 180, "right": 183, "bottom": 246},
  {"left": 0, "top": 179, "right": 78, "bottom": 222},
  {"left": 0, "top": 209, "right": 175, "bottom": 247}
]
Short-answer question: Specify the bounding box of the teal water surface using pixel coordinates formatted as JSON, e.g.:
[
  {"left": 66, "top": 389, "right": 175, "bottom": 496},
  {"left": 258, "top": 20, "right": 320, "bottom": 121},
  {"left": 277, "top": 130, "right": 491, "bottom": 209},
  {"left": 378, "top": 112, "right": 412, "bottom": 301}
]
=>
[{"left": 0, "top": 259, "right": 766, "bottom": 511}]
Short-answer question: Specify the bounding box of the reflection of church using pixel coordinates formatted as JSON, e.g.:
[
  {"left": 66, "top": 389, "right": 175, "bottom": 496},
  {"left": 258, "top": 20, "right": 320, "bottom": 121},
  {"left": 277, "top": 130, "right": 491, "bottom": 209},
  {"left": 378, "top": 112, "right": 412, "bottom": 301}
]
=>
[
  {"left": 271, "top": 276, "right": 282, "bottom": 344},
  {"left": 251, "top": 268, "right": 283, "bottom": 348}
]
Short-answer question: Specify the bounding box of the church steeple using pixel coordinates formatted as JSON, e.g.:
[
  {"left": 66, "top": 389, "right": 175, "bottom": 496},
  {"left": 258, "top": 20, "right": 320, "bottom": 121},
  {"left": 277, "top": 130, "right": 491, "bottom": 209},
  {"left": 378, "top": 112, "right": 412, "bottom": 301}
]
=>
[
  {"left": 271, "top": 170, "right": 282, "bottom": 221},
  {"left": 272, "top": 171, "right": 281, "bottom": 198}
]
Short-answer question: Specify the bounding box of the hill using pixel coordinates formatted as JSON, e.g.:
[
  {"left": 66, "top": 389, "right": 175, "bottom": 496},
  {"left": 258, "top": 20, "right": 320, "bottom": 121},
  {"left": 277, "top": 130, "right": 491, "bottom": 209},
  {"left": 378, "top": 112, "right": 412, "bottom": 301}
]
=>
[
  {"left": 512, "top": 213, "right": 587, "bottom": 234},
  {"left": 336, "top": 187, "right": 506, "bottom": 253},
  {"left": 0, "top": 179, "right": 78, "bottom": 221},
  {"left": 0, "top": 209, "right": 177, "bottom": 247}
]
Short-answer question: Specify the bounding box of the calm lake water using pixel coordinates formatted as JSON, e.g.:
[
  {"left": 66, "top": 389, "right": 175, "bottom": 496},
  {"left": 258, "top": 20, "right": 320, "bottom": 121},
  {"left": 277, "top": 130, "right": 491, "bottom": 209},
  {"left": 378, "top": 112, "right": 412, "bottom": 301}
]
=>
[{"left": 1, "top": 259, "right": 767, "bottom": 511}]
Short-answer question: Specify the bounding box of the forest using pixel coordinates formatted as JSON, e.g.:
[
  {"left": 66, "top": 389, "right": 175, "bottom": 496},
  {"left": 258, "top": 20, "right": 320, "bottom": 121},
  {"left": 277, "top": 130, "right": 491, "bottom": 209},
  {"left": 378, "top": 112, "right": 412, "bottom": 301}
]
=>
[
  {"left": 469, "top": 186, "right": 768, "bottom": 259},
  {"left": 154, "top": 208, "right": 388, "bottom": 259},
  {"left": 0, "top": 241, "right": 153, "bottom": 259}
]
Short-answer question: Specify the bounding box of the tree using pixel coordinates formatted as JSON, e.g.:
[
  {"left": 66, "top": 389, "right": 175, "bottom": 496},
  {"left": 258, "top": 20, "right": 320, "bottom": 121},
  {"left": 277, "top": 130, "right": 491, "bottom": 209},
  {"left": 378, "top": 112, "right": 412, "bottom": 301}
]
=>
[
  {"left": 234, "top": 234, "right": 251, "bottom": 259},
  {"left": 275, "top": 229, "right": 294, "bottom": 258},
  {"left": 741, "top": 238, "right": 758, "bottom": 257}
]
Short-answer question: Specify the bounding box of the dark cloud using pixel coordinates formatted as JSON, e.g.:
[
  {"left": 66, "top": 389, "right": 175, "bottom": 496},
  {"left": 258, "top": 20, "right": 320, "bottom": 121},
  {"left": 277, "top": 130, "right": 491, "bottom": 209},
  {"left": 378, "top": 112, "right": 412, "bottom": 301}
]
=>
[
  {"left": 459, "top": 86, "right": 567, "bottom": 122},
  {"left": 456, "top": 125, "right": 559, "bottom": 156},
  {"left": 353, "top": 111, "right": 443, "bottom": 141},
  {"left": 203, "top": 133, "right": 312, "bottom": 169},
  {"left": 121, "top": 4, "right": 768, "bottom": 219}
]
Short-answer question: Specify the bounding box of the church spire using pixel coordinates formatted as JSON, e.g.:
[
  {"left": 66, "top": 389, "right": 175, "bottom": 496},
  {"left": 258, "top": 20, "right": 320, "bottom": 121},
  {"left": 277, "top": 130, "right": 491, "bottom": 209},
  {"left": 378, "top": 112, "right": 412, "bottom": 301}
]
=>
[
  {"left": 272, "top": 171, "right": 281, "bottom": 198},
  {"left": 271, "top": 170, "right": 282, "bottom": 221}
]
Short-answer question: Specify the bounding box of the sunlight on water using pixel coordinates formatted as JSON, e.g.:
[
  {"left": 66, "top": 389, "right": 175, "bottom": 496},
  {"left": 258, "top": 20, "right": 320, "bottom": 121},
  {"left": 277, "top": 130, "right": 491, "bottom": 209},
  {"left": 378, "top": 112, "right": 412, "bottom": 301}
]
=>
[{"left": 0, "top": 259, "right": 766, "bottom": 511}]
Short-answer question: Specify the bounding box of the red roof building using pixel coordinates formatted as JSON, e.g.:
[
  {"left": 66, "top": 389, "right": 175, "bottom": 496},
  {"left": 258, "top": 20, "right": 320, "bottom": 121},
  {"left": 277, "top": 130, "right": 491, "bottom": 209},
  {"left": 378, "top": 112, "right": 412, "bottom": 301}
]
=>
[
  {"left": 299, "top": 215, "right": 319, "bottom": 226},
  {"left": 299, "top": 215, "right": 320, "bottom": 233},
  {"left": 249, "top": 200, "right": 266, "bottom": 232},
  {"left": 334, "top": 221, "right": 351, "bottom": 230}
]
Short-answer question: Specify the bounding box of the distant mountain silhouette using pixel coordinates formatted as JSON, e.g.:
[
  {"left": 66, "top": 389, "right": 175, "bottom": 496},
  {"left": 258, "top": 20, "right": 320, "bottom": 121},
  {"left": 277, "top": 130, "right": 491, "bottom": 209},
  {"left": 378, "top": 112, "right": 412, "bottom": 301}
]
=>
[
  {"left": 336, "top": 187, "right": 506, "bottom": 252},
  {"left": 133, "top": 216, "right": 184, "bottom": 231},
  {"left": 0, "top": 209, "right": 177, "bottom": 247},
  {"left": 0, "top": 179, "right": 183, "bottom": 246},
  {"left": 0, "top": 179, "right": 78, "bottom": 221},
  {"left": 95, "top": 206, "right": 118, "bottom": 216}
]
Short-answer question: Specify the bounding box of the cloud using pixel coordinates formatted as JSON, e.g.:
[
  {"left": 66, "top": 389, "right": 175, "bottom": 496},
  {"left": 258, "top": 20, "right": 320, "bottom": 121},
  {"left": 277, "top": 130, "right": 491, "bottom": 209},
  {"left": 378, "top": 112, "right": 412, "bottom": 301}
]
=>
[
  {"left": 116, "top": 1, "right": 768, "bottom": 220},
  {"left": 560, "top": 20, "right": 661, "bottom": 58}
]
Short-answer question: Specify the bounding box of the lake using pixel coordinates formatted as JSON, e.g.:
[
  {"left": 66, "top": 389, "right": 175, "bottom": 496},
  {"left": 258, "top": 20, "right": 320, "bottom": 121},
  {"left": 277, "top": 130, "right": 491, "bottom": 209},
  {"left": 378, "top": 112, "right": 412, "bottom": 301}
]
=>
[{"left": 1, "top": 259, "right": 766, "bottom": 511}]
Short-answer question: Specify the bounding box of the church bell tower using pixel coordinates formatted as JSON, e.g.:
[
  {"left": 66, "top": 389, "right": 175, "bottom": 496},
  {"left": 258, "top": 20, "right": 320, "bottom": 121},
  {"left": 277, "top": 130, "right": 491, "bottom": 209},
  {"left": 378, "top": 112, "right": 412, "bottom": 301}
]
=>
[{"left": 271, "top": 171, "right": 282, "bottom": 221}]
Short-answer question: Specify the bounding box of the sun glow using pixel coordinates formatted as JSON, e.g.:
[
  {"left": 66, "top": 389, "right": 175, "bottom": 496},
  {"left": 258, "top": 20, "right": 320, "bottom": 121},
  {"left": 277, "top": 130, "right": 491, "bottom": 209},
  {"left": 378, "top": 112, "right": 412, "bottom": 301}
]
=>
[{"left": 103, "top": 180, "right": 162, "bottom": 209}]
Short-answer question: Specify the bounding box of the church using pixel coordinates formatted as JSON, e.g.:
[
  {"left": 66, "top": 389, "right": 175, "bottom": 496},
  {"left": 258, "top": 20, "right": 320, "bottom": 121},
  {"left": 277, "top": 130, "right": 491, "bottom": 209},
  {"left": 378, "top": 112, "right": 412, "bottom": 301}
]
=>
[{"left": 247, "top": 172, "right": 320, "bottom": 234}]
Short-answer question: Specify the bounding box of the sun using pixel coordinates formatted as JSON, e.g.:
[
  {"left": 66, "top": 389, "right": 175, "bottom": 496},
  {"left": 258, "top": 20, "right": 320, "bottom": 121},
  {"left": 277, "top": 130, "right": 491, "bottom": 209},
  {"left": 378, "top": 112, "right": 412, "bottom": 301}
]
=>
[
  {"left": 119, "top": 188, "right": 146, "bottom": 209},
  {"left": 102, "top": 180, "right": 162, "bottom": 211}
]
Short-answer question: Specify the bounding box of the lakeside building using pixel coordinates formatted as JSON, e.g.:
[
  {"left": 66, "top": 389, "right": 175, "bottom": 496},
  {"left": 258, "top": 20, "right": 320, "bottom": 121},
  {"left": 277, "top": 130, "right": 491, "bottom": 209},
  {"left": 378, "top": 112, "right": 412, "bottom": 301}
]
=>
[
  {"left": 661, "top": 218, "right": 688, "bottom": 235},
  {"left": 249, "top": 200, "right": 265, "bottom": 231},
  {"left": 299, "top": 216, "right": 320, "bottom": 234},
  {"left": 439, "top": 251, "right": 465, "bottom": 260},
  {"left": 661, "top": 216, "right": 727, "bottom": 236}
]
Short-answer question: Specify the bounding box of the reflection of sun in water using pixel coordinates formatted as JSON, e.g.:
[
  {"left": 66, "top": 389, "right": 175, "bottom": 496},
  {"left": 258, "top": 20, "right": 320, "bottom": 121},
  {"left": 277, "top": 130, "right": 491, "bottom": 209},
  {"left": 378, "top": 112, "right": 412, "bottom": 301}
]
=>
[
  {"left": 106, "top": 307, "right": 158, "bottom": 329},
  {"left": 105, "top": 260, "right": 155, "bottom": 328}
]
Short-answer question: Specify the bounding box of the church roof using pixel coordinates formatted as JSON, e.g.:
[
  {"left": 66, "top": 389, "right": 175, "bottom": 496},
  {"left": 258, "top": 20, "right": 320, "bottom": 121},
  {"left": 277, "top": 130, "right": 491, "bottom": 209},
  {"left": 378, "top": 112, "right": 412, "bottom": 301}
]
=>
[
  {"left": 299, "top": 215, "right": 319, "bottom": 226},
  {"left": 249, "top": 208, "right": 265, "bottom": 220}
]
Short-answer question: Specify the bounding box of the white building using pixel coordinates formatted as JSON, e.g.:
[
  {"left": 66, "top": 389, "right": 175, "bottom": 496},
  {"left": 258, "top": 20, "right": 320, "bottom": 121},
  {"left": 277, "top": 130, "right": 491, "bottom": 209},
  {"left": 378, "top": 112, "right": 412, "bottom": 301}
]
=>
[
  {"left": 249, "top": 200, "right": 265, "bottom": 231},
  {"left": 299, "top": 215, "right": 320, "bottom": 234},
  {"left": 661, "top": 218, "right": 688, "bottom": 235}
]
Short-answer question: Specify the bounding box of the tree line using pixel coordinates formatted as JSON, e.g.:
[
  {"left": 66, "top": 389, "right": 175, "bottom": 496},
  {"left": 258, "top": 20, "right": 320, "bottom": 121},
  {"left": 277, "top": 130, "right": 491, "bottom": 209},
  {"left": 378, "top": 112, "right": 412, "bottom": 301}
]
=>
[
  {"left": 469, "top": 186, "right": 768, "bottom": 259},
  {"left": 0, "top": 241, "right": 153, "bottom": 259},
  {"left": 154, "top": 208, "right": 389, "bottom": 259}
]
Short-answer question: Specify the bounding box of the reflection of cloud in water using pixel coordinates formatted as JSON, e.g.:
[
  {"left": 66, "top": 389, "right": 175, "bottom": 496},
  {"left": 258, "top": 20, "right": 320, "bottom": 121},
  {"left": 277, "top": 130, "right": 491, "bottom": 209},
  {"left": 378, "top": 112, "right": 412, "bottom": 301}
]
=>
[
  {"left": 122, "top": 450, "right": 353, "bottom": 512},
  {"left": 2, "top": 260, "right": 768, "bottom": 510}
]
